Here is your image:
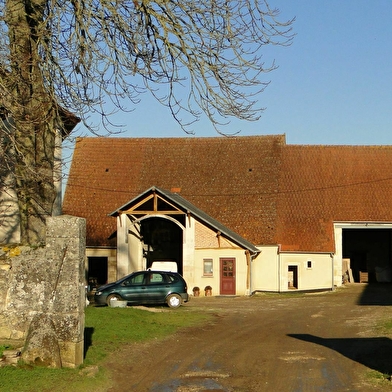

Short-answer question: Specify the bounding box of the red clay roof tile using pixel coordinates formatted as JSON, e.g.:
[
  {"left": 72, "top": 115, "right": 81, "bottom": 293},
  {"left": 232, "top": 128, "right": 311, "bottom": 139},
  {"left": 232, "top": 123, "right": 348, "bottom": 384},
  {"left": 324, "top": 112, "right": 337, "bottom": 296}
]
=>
[
  {"left": 276, "top": 145, "right": 392, "bottom": 252},
  {"left": 63, "top": 135, "right": 284, "bottom": 247},
  {"left": 63, "top": 137, "right": 392, "bottom": 253}
]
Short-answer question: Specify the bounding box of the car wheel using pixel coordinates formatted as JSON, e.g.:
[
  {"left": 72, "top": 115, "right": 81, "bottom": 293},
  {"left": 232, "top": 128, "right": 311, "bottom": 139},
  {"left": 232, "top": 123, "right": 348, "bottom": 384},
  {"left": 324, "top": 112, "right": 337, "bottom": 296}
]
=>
[
  {"left": 166, "top": 293, "right": 182, "bottom": 309},
  {"left": 107, "top": 293, "right": 123, "bottom": 306}
]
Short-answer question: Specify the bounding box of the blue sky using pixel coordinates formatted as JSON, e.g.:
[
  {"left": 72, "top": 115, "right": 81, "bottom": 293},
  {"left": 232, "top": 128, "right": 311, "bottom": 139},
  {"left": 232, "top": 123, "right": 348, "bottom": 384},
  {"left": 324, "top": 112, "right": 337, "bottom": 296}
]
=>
[{"left": 71, "top": 0, "right": 392, "bottom": 146}]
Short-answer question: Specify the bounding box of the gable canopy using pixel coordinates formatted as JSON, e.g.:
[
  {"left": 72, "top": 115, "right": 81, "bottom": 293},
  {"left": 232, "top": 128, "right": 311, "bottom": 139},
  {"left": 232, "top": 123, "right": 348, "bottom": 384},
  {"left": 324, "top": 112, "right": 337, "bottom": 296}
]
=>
[{"left": 110, "top": 186, "right": 260, "bottom": 255}]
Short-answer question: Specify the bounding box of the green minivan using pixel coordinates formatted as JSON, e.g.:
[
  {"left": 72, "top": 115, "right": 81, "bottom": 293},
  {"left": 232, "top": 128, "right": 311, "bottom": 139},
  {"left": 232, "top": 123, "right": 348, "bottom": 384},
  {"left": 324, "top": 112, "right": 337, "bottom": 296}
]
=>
[{"left": 94, "top": 270, "right": 189, "bottom": 308}]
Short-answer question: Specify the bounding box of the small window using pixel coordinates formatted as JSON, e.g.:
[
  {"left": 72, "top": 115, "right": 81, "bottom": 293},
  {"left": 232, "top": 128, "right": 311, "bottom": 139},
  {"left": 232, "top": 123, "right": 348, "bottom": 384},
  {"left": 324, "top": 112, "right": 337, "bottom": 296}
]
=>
[
  {"left": 203, "top": 259, "right": 213, "bottom": 276},
  {"left": 307, "top": 261, "right": 312, "bottom": 269}
]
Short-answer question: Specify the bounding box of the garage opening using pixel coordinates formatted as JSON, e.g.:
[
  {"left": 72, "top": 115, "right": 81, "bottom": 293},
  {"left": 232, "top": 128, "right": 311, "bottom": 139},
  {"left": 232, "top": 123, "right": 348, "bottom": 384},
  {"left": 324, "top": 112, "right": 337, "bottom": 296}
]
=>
[
  {"left": 88, "top": 257, "right": 108, "bottom": 290},
  {"left": 141, "top": 217, "right": 183, "bottom": 275},
  {"left": 342, "top": 229, "right": 392, "bottom": 283}
]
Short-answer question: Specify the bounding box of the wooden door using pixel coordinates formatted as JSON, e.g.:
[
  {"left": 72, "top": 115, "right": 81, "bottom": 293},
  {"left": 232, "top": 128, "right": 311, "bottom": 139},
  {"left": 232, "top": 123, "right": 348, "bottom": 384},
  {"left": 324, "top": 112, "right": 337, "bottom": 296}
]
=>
[{"left": 220, "top": 258, "right": 236, "bottom": 295}]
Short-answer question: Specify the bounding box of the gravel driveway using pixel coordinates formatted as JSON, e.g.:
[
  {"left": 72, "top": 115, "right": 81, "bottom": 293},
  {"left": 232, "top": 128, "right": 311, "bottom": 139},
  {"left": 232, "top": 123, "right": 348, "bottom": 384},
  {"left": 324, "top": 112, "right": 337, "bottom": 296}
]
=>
[{"left": 105, "top": 284, "right": 392, "bottom": 392}]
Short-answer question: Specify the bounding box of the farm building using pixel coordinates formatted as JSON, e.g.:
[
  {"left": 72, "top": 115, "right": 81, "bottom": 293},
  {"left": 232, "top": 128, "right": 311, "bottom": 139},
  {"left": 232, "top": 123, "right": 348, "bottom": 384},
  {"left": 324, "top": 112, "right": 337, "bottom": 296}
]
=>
[{"left": 63, "top": 135, "right": 392, "bottom": 294}]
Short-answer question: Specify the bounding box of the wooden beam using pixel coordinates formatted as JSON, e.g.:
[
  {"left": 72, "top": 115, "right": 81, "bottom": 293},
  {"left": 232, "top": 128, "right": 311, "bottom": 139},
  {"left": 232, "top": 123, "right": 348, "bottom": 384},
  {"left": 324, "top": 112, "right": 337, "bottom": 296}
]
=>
[{"left": 121, "top": 210, "right": 185, "bottom": 215}]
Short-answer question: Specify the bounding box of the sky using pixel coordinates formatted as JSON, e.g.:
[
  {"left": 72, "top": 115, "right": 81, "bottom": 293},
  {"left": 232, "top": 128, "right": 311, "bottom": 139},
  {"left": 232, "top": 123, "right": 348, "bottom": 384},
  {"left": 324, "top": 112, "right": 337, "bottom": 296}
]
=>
[{"left": 69, "top": 0, "right": 392, "bottom": 148}]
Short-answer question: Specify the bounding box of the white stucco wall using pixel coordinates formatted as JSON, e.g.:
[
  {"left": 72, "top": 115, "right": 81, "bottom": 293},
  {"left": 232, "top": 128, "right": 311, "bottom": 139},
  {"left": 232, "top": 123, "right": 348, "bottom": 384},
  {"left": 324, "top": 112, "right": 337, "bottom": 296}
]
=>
[
  {"left": 190, "top": 248, "right": 249, "bottom": 296},
  {"left": 128, "top": 220, "right": 143, "bottom": 272},
  {"left": 251, "top": 247, "right": 334, "bottom": 293},
  {"left": 182, "top": 216, "right": 196, "bottom": 288},
  {"left": 279, "top": 253, "right": 334, "bottom": 292},
  {"left": 251, "top": 246, "right": 279, "bottom": 292},
  {"left": 333, "top": 224, "right": 343, "bottom": 287},
  {"left": 111, "top": 210, "right": 338, "bottom": 296},
  {"left": 116, "top": 214, "right": 129, "bottom": 278}
]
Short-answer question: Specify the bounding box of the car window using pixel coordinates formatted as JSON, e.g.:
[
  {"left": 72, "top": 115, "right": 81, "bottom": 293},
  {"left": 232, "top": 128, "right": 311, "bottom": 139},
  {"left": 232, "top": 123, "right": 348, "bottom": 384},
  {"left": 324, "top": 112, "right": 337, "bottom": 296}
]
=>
[
  {"left": 166, "top": 274, "right": 179, "bottom": 283},
  {"left": 123, "top": 273, "right": 145, "bottom": 285},
  {"left": 146, "top": 273, "right": 164, "bottom": 284}
]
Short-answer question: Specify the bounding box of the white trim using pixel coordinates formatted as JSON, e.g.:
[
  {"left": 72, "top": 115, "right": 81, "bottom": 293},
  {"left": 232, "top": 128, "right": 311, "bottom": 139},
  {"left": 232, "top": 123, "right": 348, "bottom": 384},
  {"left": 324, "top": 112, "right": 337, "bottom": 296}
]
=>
[
  {"left": 333, "top": 221, "right": 392, "bottom": 287},
  {"left": 334, "top": 221, "right": 392, "bottom": 229},
  {"left": 133, "top": 214, "right": 186, "bottom": 231}
]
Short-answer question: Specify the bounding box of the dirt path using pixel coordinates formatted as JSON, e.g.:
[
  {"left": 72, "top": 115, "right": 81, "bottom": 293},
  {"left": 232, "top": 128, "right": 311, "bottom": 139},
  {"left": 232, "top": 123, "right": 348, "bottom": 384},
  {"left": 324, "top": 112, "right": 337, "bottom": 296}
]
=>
[{"left": 104, "top": 284, "right": 392, "bottom": 391}]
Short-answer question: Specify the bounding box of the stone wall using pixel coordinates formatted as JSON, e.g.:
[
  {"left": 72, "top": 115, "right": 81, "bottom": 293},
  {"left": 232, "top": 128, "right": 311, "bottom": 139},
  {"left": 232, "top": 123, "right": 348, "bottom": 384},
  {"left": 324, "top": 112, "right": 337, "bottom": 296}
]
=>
[{"left": 0, "top": 215, "right": 86, "bottom": 368}]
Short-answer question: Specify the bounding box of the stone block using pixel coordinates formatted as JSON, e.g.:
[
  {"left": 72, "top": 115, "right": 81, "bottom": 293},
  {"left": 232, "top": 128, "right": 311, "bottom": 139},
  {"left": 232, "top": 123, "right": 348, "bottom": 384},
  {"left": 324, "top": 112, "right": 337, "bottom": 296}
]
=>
[
  {"left": 59, "top": 339, "right": 85, "bottom": 368},
  {"left": 0, "top": 215, "right": 87, "bottom": 367},
  {"left": 46, "top": 215, "right": 86, "bottom": 240}
]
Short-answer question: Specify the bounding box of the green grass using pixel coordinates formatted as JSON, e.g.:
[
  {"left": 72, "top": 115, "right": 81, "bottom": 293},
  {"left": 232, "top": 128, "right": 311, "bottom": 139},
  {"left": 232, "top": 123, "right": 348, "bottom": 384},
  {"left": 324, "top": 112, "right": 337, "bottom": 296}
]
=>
[
  {"left": 376, "top": 319, "right": 392, "bottom": 335},
  {"left": 0, "top": 344, "right": 10, "bottom": 357},
  {"left": 0, "top": 306, "right": 210, "bottom": 392}
]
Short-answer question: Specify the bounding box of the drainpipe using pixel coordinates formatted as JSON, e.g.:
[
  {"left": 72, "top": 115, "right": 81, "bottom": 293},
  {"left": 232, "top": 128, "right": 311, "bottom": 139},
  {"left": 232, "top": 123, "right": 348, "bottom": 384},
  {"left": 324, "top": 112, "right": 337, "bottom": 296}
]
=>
[
  {"left": 331, "top": 253, "right": 335, "bottom": 291},
  {"left": 248, "top": 250, "right": 259, "bottom": 296},
  {"left": 245, "top": 250, "right": 250, "bottom": 295},
  {"left": 278, "top": 245, "right": 281, "bottom": 293}
]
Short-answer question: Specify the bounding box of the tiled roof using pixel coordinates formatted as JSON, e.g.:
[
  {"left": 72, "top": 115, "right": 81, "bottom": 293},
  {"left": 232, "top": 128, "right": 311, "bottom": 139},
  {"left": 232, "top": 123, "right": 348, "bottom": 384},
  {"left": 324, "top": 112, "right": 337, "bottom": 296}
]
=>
[
  {"left": 63, "top": 136, "right": 392, "bottom": 253},
  {"left": 275, "top": 145, "right": 392, "bottom": 252},
  {"left": 62, "top": 135, "right": 285, "bottom": 247}
]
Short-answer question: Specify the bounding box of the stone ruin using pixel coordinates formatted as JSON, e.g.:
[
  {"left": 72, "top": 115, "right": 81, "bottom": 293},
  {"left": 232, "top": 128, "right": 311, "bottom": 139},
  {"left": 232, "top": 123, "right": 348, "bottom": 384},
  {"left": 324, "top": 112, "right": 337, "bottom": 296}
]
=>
[{"left": 0, "top": 215, "right": 86, "bottom": 368}]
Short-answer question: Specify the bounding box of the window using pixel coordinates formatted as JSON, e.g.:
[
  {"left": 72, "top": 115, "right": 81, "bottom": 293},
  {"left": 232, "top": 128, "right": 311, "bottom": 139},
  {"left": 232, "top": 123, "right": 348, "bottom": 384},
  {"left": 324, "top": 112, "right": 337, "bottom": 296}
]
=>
[
  {"left": 166, "top": 273, "right": 179, "bottom": 283},
  {"left": 203, "top": 259, "right": 213, "bottom": 276},
  {"left": 146, "top": 272, "right": 164, "bottom": 284},
  {"left": 123, "top": 273, "right": 144, "bottom": 285},
  {"left": 307, "top": 260, "right": 312, "bottom": 269}
]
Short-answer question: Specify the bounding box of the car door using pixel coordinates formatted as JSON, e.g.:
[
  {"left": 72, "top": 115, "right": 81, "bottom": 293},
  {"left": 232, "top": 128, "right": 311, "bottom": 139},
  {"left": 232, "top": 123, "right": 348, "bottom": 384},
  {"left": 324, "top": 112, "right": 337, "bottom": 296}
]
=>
[
  {"left": 119, "top": 272, "right": 147, "bottom": 303},
  {"left": 144, "top": 272, "right": 169, "bottom": 304}
]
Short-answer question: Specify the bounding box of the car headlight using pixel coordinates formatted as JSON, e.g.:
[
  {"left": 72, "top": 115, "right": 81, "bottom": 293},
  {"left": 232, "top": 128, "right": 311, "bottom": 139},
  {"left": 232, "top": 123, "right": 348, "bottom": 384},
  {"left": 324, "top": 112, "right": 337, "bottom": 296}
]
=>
[{"left": 95, "top": 291, "right": 102, "bottom": 296}]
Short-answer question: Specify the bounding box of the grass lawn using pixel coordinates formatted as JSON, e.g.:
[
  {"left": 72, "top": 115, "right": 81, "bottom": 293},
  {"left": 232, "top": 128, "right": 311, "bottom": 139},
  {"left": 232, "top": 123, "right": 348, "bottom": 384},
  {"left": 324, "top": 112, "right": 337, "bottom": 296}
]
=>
[{"left": 0, "top": 305, "right": 210, "bottom": 392}]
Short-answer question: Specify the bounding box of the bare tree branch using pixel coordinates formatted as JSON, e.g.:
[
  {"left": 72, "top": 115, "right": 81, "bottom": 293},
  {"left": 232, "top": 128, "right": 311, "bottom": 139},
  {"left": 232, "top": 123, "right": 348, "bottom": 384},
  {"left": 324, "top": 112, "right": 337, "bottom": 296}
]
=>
[{"left": 0, "top": 0, "right": 294, "bottom": 244}]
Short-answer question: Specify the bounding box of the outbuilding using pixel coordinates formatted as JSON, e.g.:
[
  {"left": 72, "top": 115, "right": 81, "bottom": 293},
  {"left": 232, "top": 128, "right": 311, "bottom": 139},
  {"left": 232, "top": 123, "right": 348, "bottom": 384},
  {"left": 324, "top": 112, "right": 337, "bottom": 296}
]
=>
[{"left": 63, "top": 135, "right": 392, "bottom": 294}]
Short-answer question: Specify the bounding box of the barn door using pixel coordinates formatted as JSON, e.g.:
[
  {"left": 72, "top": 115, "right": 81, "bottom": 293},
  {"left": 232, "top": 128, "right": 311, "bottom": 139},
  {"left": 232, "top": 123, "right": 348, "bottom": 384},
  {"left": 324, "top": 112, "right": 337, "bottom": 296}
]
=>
[{"left": 220, "top": 258, "right": 236, "bottom": 295}]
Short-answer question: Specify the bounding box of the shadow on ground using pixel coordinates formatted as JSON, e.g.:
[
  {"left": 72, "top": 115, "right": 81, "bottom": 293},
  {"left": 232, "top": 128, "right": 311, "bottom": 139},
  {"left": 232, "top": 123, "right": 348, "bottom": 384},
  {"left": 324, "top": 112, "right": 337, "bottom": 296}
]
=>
[
  {"left": 84, "top": 327, "right": 94, "bottom": 359},
  {"left": 289, "top": 284, "right": 392, "bottom": 376},
  {"left": 358, "top": 283, "right": 392, "bottom": 306},
  {"left": 288, "top": 334, "right": 392, "bottom": 376}
]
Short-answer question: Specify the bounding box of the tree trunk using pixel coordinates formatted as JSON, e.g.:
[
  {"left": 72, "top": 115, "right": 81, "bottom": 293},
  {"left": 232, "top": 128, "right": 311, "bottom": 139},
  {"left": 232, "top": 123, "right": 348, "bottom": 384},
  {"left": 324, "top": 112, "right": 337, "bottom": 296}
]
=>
[{"left": 5, "top": 0, "right": 57, "bottom": 245}]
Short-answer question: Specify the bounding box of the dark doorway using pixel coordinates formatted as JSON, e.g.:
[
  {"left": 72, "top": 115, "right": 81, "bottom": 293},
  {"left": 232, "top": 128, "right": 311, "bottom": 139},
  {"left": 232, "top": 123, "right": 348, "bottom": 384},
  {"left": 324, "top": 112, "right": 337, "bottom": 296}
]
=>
[
  {"left": 88, "top": 257, "right": 108, "bottom": 289},
  {"left": 288, "top": 265, "right": 298, "bottom": 289},
  {"left": 141, "top": 217, "right": 183, "bottom": 275},
  {"left": 343, "top": 229, "right": 392, "bottom": 283}
]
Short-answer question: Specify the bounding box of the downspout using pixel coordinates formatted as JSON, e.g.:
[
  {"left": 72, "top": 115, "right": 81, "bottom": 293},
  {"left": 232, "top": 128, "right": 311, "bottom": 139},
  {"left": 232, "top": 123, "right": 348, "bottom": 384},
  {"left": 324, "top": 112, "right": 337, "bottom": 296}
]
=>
[
  {"left": 278, "top": 245, "right": 281, "bottom": 293},
  {"left": 246, "top": 250, "right": 251, "bottom": 295},
  {"left": 331, "top": 253, "right": 335, "bottom": 291},
  {"left": 248, "top": 250, "right": 259, "bottom": 296}
]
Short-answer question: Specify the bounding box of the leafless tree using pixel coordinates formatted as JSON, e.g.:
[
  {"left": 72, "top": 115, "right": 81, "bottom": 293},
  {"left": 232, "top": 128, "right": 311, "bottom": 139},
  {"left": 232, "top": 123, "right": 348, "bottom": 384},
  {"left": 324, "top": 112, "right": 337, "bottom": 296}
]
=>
[{"left": 0, "top": 0, "right": 294, "bottom": 245}]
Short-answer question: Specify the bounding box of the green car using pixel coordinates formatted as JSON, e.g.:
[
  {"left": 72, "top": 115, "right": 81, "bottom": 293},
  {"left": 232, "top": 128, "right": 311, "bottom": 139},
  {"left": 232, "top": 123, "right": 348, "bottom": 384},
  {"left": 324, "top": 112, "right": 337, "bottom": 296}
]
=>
[{"left": 94, "top": 270, "right": 189, "bottom": 308}]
